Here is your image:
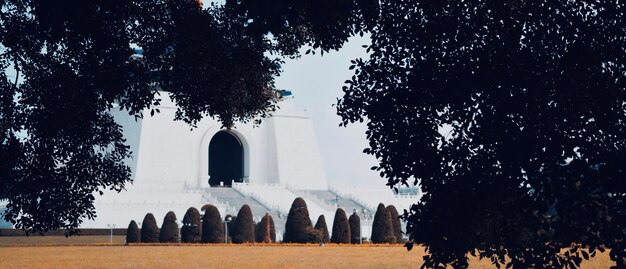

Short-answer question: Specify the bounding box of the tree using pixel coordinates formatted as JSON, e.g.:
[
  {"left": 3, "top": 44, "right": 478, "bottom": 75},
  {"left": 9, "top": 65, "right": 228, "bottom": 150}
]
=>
[
  {"left": 159, "top": 211, "right": 179, "bottom": 243},
  {"left": 284, "top": 197, "right": 318, "bottom": 243},
  {"left": 231, "top": 204, "right": 254, "bottom": 243},
  {"left": 337, "top": 0, "right": 626, "bottom": 267},
  {"left": 370, "top": 204, "right": 393, "bottom": 244},
  {"left": 126, "top": 220, "right": 140, "bottom": 244},
  {"left": 348, "top": 212, "right": 361, "bottom": 244},
  {"left": 140, "top": 213, "right": 159, "bottom": 243},
  {"left": 256, "top": 213, "right": 276, "bottom": 243},
  {"left": 314, "top": 215, "right": 330, "bottom": 244},
  {"left": 386, "top": 205, "right": 402, "bottom": 243},
  {"left": 0, "top": 0, "right": 376, "bottom": 234},
  {"left": 201, "top": 204, "right": 224, "bottom": 243},
  {"left": 181, "top": 207, "right": 201, "bottom": 243},
  {"left": 331, "top": 208, "right": 350, "bottom": 244}
]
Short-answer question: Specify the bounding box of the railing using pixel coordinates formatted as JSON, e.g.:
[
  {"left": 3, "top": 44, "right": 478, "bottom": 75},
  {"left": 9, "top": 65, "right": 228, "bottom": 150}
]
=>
[
  {"left": 288, "top": 189, "right": 338, "bottom": 211},
  {"left": 328, "top": 186, "right": 376, "bottom": 211},
  {"left": 202, "top": 192, "right": 237, "bottom": 216},
  {"left": 232, "top": 183, "right": 290, "bottom": 215}
]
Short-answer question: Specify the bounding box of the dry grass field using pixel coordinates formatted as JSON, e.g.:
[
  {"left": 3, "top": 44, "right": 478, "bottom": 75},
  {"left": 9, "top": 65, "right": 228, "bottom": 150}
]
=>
[{"left": 0, "top": 243, "right": 615, "bottom": 269}]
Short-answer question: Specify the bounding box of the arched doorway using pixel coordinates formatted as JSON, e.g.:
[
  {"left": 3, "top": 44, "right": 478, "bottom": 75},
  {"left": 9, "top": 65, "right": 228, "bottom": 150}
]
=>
[{"left": 208, "top": 130, "right": 244, "bottom": 186}]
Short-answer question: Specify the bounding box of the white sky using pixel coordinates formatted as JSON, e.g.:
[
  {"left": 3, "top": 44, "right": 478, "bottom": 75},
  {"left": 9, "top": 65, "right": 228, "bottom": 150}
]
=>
[{"left": 274, "top": 36, "right": 384, "bottom": 188}]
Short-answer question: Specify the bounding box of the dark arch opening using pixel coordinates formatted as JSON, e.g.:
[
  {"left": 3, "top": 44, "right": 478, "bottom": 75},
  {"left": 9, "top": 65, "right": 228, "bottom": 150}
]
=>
[{"left": 208, "top": 131, "right": 244, "bottom": 187}]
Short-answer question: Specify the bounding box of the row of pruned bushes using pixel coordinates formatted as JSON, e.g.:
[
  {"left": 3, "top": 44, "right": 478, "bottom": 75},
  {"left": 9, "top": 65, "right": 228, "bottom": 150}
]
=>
[
  {"left": 126, "top": 204, "right": 276, "bottom": 244},
  {"left": 282, "top": 198, "right": 403, "bottom": 244},
  {"left": 127, "top": 198, "right": 403, "bottom": 244}
]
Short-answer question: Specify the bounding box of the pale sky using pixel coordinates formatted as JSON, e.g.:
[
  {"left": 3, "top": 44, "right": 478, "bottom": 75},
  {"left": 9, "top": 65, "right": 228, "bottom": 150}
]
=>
[{"left": 274, "top": 36, "right": 384, "bottom": 188}]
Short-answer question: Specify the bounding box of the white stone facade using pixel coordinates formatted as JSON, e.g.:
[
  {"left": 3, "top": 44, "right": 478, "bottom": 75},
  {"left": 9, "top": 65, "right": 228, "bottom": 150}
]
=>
[{"left": 83, "top": 93, "right": 330, "bottom": 227}]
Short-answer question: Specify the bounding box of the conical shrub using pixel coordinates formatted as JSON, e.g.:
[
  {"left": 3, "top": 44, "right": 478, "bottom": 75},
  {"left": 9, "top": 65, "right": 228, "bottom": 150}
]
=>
[
  {"left": 159, "top": 211, "right": 179, "bottom": 243},
  {"left": 384, "top": 209, "right": 396, "bottom": 243},
  {"left": 126, "top": 220, "right": 140, "bottom": 244},
  {"left": 201, "top": 204, "right": 224, "bottom": 243},
  {"left": 140, "top": 213, "right": 159, "bottom": 243},
  {"left": 181, "top": 207, "right": 201, "bottom": 243},
  {"left": 349, "top": 212, "right": 361, "bottom": 244},
  {"left": 284, "top": 197, "right": 317, "bottom": 243},
  {"left": 371, "top": 203, "right": 394, "bottom": 243},
  {"left": 256, "top": 213, "right": 276, "bottom": 243},
  {"left": 330, "top": 208, "right": 350, "bottom": 244},
  {"left": 386, "top": 205, "right": 402, "bottom": 243},
  {"left": 314, "top": 215, "right": 330, "bottom": 243},
  {"left": 232, "top": 204, "right": 255, "bottom": 243}
]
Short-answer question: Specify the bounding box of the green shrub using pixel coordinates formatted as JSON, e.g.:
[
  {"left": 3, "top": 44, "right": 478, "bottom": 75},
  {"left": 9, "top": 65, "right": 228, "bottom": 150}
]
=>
[
  {"left": 126, "top": 220, "right": 140, "bottom": 244},
  {"left": 256, "top": 213, "right": 276, "bottom": 243},
  {"left": 284, "top": 197, "right": 317, "bottom": 243},
  {"left": 386, "top": 205, "right": 402, "bottom": 243},
  {"left": 371, "top": 203, "right": 394, "bottom": 243},
  {"left": 140, "top": 213, "right": 159, "bottom": 243},
  {"left": 314, "top": 215, "right": 330, "bottom": 243},
  {"left": 330, "top": 208, "right": 350, "bottom": 244},
  {"left": 159, "top": 211, "right": 179, "bottom": 243},
  {"left": 181, "top": 207, "right": 201, "bottom": 243},
  {"left": 201, "top": 204, "right": 224, "bottom": 243},
  {"left": 232, "top": 204, "right": 254, "bottom": 243},
  {"left": 349, "top": 212, "right": 361, "bottom": 244}
]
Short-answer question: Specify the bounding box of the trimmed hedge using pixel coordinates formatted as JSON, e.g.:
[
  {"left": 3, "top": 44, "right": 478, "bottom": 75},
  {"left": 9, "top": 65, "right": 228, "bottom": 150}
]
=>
[
  {"left": 284, "top": 197, "right": 317, "bottom": 243},
  {"left": 371, "top": 203, "right": 394, "bottom": 243},
  {"left": 349, "top": 212, "right": 361, "bottom": 244},
  {"left": 386, "top": 205, "right": 402, "bottom": 243},
  {"left": 141, "top": 213, "right": 159, "bottom": 243},
  {"left": 181, "top": 207, "right": 201, "bottom": 243},
  {"left": 330, "top": 208, "right": 350, "bottom": 244},
  {"left": 126, "top": 220, "right": 140, "bottom": 243},
  {"left": 256, "top": 213, "right": 276, "bottom": 243},
  {"left": 159, "top": 211, "right": 179, "bottom": 243},
  {"left": 314, "top": 215, "right": 330, "bottom": 243},
  {"left": 232, "top": 205, "right": 254, "bottom": 243},
  {"left": 384, "top": 209, "right": 396, "bottom": 243},
  {"left": 201, "top": 204, "right": 224, "bottom": 243}
]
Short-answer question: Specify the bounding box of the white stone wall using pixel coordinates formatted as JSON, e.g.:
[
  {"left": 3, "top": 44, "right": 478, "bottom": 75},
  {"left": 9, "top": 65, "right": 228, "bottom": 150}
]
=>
[{"left": 84, "top": 93, "right": 329, "bottom": 227}]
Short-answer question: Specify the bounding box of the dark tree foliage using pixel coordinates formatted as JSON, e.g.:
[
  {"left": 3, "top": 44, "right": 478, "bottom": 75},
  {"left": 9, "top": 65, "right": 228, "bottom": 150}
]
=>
[
  {"left": 126, "top": 220, "right": 140, "bottom": 244},
  {"left": 231, "top": 204, "right": 254, "bottom": 244},
  {"left": 0, "top": 0, "right": 378, "bottom": 234},
  {"left": 140, "top": 213, "right": 159, "bottom": 243},
  {"left": 348, "top": 212, "right": 361, "bottom": 244},
  {"left": 159, "top": 211, "right": 179, "bottom": 243},
  {"left": 386, "top": 205, "right": 402, "bottom": 243},
  {"left": 181, "top": 207, "right": 201, "bottom": 243},
  {"left": 201, "top": 204, "right": 224, "bottom": 243},
  {"left": 314, "top": 215, "right": 330, "bottom": 244},
  {"left": 284, "top": 197, "right": 318, "bottom": 243},
  {"left": 370, "top": 203, "right": 392, "bottom": 244},
  {"left": 337, "top": 0, "right": 626, "bottom": 268},
  {"left": 256, "top": 213, "right": 276, "bottom": 243},
  {"left": 224, "top": 0, "right": 379, "bottom": 54},
  {"left": 330, "top": 208, "right": 350, "bottom": 244}
]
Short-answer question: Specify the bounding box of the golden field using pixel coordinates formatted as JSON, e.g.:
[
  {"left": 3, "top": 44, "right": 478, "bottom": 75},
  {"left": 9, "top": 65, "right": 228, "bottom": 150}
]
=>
[{"left": 0, "top": 243, "right": 615, "bottom": 269}]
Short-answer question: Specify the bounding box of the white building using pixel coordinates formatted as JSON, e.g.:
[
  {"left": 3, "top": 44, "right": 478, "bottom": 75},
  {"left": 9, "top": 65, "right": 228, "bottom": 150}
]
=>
[{"left": 79, "top": 91, "right": 419, "bottom": 240}]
